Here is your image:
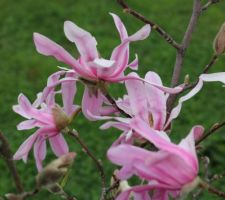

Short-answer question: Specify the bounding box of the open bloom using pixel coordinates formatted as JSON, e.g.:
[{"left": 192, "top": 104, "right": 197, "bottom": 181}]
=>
[
  {"left": 108, "top": 117, "right": 204, "bottom": 200},
  {"left": 33, "top": 13, "right": 151, "bottom": 120},
  {"left": 13, "top": 72, "right": 78, "bottom": 171}
]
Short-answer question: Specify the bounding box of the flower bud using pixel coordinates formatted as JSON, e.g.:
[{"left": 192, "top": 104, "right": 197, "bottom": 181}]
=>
[
  {"left": 52, "top": 105, "right": 71, "bottom": 130},
  {"left": 36, "top": 152, "right": 76, "bottom": 189},
  {"left": 213, "top": 22, "right": 225, "bottom": 55}
]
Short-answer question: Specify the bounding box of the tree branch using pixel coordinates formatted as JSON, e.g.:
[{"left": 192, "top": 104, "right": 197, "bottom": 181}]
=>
[
  {"left": 202, "top": 0, "right": 220, "bottom": 11},
  {"left": 196, "top": 120, "right": 225, "bottom": 145},
  {"left": 67, "top": 129, "right": 107, "bottom": 200},
  {"left": 167, "top": 0, "right": 202, "bottom": 112},
  {"left": 200, "top": 180, "right": 225, "bottom": 198},
  {"left": 0, "top": 131, "right": 24, "bottom": 193},
  {"left": 116, "top": 0, "right": 180, "bottom": 50}
]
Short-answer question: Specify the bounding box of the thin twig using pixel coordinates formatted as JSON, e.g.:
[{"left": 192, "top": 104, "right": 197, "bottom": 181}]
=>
[
  {"left": 211, "top": 173, "right": 225, "bottom": 182},
  {"left": 116, "top": 0, "right": 180, "bottom": 50},
  {"left": 200, "top": 181, "right": 225, "bottom": 198},
  {"left": 68, "top": 129, "right": 107, "bottom": 200},
  {"left": 99, "top": 83, "right": 131, "bottom": 118},
  {"left": 167, "top": 0, "right": 202, "bottom": 112},
  {"left": 202, "top": 0, "right": 220, "bottom": 11},
  {"left": 0, "top": 131, "right": 24, "bottom": 193},
  {"left": 196, "top": 120, "right": 225, "bottom": 145},
  {"left": 183, "top": 54, "right": 218, "bottom": 91}
]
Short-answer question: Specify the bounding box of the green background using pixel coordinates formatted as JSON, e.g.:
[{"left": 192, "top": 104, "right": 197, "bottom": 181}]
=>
[{"left": 0, "top": 0, "right": 225, "bottom": 199}]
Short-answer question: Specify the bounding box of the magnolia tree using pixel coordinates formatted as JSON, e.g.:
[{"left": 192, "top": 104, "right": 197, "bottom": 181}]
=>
[{"left": 0, "top": 0, "right": 225, "bottom": 200}]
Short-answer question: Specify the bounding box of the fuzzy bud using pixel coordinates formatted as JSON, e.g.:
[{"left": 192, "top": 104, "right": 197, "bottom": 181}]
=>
[
  {"left": 36, "top": 152, "right": 76, "bottom": 189},
  {"left": 52, "top": 105, "right": 71, "bottom": 130},
  {"left": 213, "top": 22, "right": 225, "bottom": 55}
]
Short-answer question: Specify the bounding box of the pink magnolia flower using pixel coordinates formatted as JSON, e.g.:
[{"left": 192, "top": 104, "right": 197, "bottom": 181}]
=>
[
  {"left": 108, "top": 117, "right": 204, "bottom": 200},
  {"left": 33, "top": 13, "right": 151, "bottom": 120},
  {"left": 13, "top": 72, "right": 78, "bottom": 171}
]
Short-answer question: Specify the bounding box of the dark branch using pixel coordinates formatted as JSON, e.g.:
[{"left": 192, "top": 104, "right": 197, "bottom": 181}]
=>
[
  {"left": 167, "top": 0, "right": 202, "bottom": 113},
  {"left": 0, "top": 131, "right": 24, "bottom": 193},
  {"left": 202, "top": 0, "right": 220, "bottom": 11},
  {"left": 68, "top": 129, "right": 107, "bottom": 200},
  {"left": 196, "top": 120, "right": 225, "bottom": 145},
  {"left": 116, "top": 0, "right": 180, "bottom": 50}
]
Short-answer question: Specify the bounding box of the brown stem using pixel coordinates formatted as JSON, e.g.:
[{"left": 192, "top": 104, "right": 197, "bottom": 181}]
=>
[
  {"left": 196, "top": 120, "right": 225, "bottom": 145},
  {"left": 116, "top": 0, "right": 180, "bottom": 50},
  {"left": 200, "top": 181, "right": 225, "bottom": 198},
  {"left": 182, "top": 54, "right": 218, "bottom": 91},
  {"left": 0, "top": 131, "right": 24, "bottom": 193},
  {"left": 99, "top": 83, "right": 131, "bottom": 118},
  {"left": 68, "top": 129, "right": 107, "bottom": 200},
  {"left": 167, "top": 0, "right": 202, "bottom": 113},
  {"left": 202, "top": 0, "right": 220, "bottom": 11}
]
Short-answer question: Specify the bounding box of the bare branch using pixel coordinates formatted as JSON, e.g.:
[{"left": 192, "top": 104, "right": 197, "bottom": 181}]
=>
[
  {"left": 0, "top": 131, "right": 24, "bottom": 193},
  {"left": 200, "top": 181, "right": 225, "bottom": 198},
  {"left": 116, "top": 0, "right": 180, "bottom": 50},
  {"left": 202, "top": 0, "right": 220, "bottom": 11},
  {"left": 67, "top": 129, "right": 107, "bottom": 200},
  {"left": 196, "top": 120, "right": 225, "bottom": 145},
  {"left": 167, "top": 0, "right": 202, "bottom": 112}
]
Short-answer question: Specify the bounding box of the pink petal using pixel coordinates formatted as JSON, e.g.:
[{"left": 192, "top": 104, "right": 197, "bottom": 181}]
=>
[
  {"left": 62, "top": 72, "right": 77, "bottom": 116},
  {"left": 34, "top": 137, "right": 47, "bottom": 171},
  {"left": 128, "top": 54, "right": 138, "bottom": 70},
  {"left": 17, "top": 119, "right": 42, "bottom": 130},
  {"left": 110, "top": 13, "right": 128, "bottom": 41},
  {"left": 110, "top": 25, "right": 151, "bottom": 78},
  {"left": 82, "top": 87, "right": 104, "bottom": 121},
  {"left": 145, "top": 72, "right": 167, "bottom": 130},
  {"left": 125, "top": 72, "right": 148, "bottom": 121},
  {"left": 13, "top": 132, "right": 38, "bottom": 162},
  {"left": 130, "top": 118, "right": 197, "bottom": 171},
  {"left": 64, "top": 21, "right": 98, "bottom": 62},
  {"left": 33, "top": 33, "right": 92, "bottom": 78},
  {"left": 49, "top": 133, "right": 69, "bottom": 157}
]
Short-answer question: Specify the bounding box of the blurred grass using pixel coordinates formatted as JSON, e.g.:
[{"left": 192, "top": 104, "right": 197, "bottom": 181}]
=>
[{"left": 0, "top": 0, "right": 225, "bottom": 199}]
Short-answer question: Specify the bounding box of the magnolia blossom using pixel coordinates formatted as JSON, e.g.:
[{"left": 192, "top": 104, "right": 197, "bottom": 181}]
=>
[
  {"left": 33, "top": 13, "right": 151, "bottom": 120},
  {"left": 13, "top": 72, "right": 78, "bottom": 171},
  {"left": 108, "top": 117, "right": 204, "bottom": 200}
]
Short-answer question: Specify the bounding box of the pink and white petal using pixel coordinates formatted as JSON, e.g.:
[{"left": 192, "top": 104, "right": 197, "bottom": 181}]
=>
[
  {"left": 109, "top": 25, "right": 151, "bottom": 78},
  {"left": 128, "top": 54, "right": 138, "bottom": 70},
  {"left": 145, "top": 72, "right": 167, "bottom": 130},
  {"left": 13, "top": 132, "right": 38, "bottom": 162},
  {"left": 82, "top": 87, "right": 104, "bottom": 121},
  {"left": 33, "top": 33, "right": 91, "bottom": 78},
  {"left": 100, "top": 121, "right": 130, "bottom": 132},
  {"left": 64, "top": 21, "right": 98, "bottom": 61},
  {"left": 17, "top": 119, "right": 42, "bottom": 130},
  {"left": 125, "top": 72, "right": 148, "bottom": 121},
  {"left": 200, "top": 72, "right": 225, "bottom": 83},
  {"left": 110, "top": 13, "right": 128, "bottom": 41},
  {"left": 130, "top": 118, "right": 197, "bottom": 171},
  {"left": 34, "top": 137, "right": 47, "bottom": 171},
  {"left": 49, "top": 133, "right": 69, "bottom": 157},
  {"left": 62, "top": 72, "right": 77, "bottom": 116}
]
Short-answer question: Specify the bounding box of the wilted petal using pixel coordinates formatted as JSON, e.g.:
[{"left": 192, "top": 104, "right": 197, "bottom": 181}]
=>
[{"left": 64, "top": 21, "right": 98, "bottom": 61}]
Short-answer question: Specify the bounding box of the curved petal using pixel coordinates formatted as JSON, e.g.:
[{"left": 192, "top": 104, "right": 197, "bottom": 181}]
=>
[
  {"left": 110, "top": 25, "right": 151, "bottom": 78},
  {"left": 17, "top": 119, "right": 43, "bottom": 130},
  {"left": 34, "top": 137, "right": 47, "bottom": 171},
  {"left": 49, "top": 133, "right": 69, "bottom": 157},
  {"left": 33, "top": 33, "right": 92, "bottom": 78},
  {"left": 145, "top": 72, "right": 167, "bottom": 130},
  {"left": 82, "top": 87, "right": 104, "bottom": 121},
  {"left": 64, "top": 21, "right": 98, "bottom": 61},
  {"left": 62, "top": 72, "right": 77, "bottom": 116},
  {"left": 128, "top": 54, "right": 138, "bottom": 70}
]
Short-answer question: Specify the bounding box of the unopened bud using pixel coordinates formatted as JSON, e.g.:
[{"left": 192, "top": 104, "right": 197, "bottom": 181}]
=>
[
  {"left": 213, "top": 22, "right": 225, "bottom": 55},
  {"left": 184, "top": 74, "right": 190, "bottom": 85},
  {"left": 52, "top": 105, "right": 71, "bottom": 130},
  {"left": 36, "top": 152, "right": 76, "bottom": 189}
]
